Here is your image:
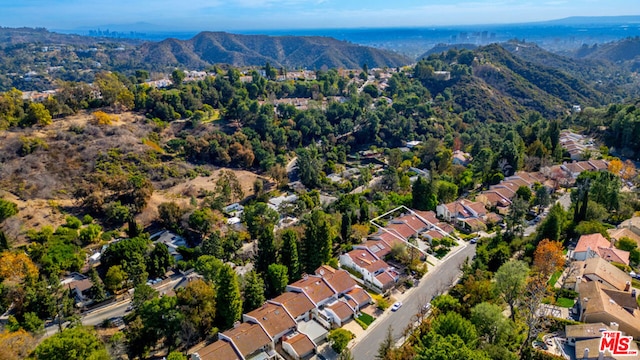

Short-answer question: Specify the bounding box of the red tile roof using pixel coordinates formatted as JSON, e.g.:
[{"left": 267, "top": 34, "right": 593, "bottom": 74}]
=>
[
  {"left": 283, "top": 333, "right": 315, "bottom": 357},
  {"left": 424, "top": 230, "right": 444, "bottom": 240},
  {"left": 245, "top": 303, "right": 296, "bottom": 338},
  {"left": 564, "top": 162, "right": 586, "bottom": 173},
  {"left": 385, "top": 222, "right": 415, "bottom": 240},
  {"left": 345, "top": 287, "right": 372, "bottom": 307},
  {"left": 575, "top": 233, "right": 611, "bottom": 253},
  {"left": 588, "top": 159, "right": 608, "bottom": 171},
  {"left": 436, "top": 222, "right": 455, "bottom": 234},
  {"left": 327, "top": 300, "right": 354, "bottom": 321},
  {"left": 346, "top": 248, "right": 390, "bottom": 273},
  {"left": 221, "top": 323, "right": 271, "bottom": 358},
  {"left": 315, "top": 266, "right": 356, "bottom": 294},
  {"left": 269, "top": 292, "right": 315, "bottom": 319},
  {"left": 467, "top": 201, "right": 487, "bottom": 217},
  {"left": 413, "top": 210, "right": 438, "bottom": 224},
  {"left": 359, "top": 240, "right": 392, "bottom": 258},
  {"left": 597, "top": 247, "right": 630, "bottom": 266},
  {"left": 195, "top": 340, "right": 241, "bottom": 360},
  {"left": 375, "top": 271, "right": 396, "bottom": 287},
  {"left": 288, "top": 276, "right": 336, "bottom": 305},
  {"left": 506, "top": 178, "right": 530, "bottom": 188}
]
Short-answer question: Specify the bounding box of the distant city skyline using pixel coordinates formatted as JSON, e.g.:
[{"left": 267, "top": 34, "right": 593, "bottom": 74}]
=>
[{"left": 1, "top": 0, "right": 639, "bottom": 31}]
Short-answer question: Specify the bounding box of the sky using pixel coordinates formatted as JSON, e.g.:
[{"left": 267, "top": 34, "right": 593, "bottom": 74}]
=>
[{"left": 1, "top": 0, "right": 639, "bottom": 31}]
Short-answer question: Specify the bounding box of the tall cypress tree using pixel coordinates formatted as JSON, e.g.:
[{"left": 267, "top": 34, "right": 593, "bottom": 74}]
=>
[
  {"left": 341, "top": 212, "right": 352, "bottom": 243},
  {"left": 243, "top": 270, "right": 265, "bottom": 312},
  {"left": 256, "top": 226, "right": 276, "bottom": 275},
  {"left": 280, "top": 229, "right": 301, "bottom": 281},
  {"left": 216, "top": 264, "right": 242, "bottom": 330},
  {"left": 302, "top": 210, "right": 333, "bottom": 273}
]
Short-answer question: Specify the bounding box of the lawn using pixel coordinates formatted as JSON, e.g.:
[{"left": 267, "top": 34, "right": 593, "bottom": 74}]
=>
[
  {"left": 357, "top": 313, "right": 375, "bottom": 326},
  {"left": 556, "top": 298, "right": 575, "bottom": 308},
  {"left": 548, "top": 270, "right": 562, "bottom": 286}
]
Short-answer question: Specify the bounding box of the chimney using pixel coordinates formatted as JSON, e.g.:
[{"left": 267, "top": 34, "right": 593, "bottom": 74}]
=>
[
  {"left": 625, "top": 281, "right": 631, "bottom": 292},
  {"left": 632, "top": 289, "right": 637, "bottom": 298},
  {"left": 584, "top": 348, "right": 590, "bottom": 360}
]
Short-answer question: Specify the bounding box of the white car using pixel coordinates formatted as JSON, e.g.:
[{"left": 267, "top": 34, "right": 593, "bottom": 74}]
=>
[{"left": 391, "top": 301, "right": 402, "bottom": 311}]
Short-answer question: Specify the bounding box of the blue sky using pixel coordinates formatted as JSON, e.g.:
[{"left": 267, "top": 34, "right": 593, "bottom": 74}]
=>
[{"left": 1, "top": 0, "right": 638, "bottom": 30}]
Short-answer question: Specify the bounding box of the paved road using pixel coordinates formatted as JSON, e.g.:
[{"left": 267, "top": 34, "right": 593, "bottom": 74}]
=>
[
  {"left": 43, "top": 275, "right": 185, "bottom": 337},
  {"left": 350, "top": 243, "right": 477, "bottom": 360}
]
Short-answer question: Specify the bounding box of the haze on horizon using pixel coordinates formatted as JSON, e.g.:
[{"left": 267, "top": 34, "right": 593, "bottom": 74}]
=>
[{"left": 2, "top": 0, "right": 639, "bottom": 31}]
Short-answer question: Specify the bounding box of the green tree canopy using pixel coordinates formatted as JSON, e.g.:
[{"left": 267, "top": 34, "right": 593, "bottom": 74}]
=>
[
  {"left": 216, "top": 264, "right": 242, "bottom": 330},
  {"left": 243, "top": 270, "right": 265, "bottom": 312},
  {"left": 301, "top": 209, "right": 334, "bottom": 273},
  {"left": 495, "top": 260, "right": 529, "bottom": 320},
  {"left": 242, "top": 202, "right": 279, "bottom": 240},
  {"left": 280, "top": 229, "right": 301, "bottom": 281},
  {"left": 34, "top": 326, "right": 110, "bottom": 360},
  {"left": 266, "top": 263, "right": 289, "bottom": 298}
]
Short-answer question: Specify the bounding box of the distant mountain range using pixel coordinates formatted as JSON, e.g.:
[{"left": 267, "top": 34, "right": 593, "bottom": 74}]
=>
[
  {"left": 132, "top": 32, "right": 412, "bottom": 69},
  {"left": 0, "top": 27, "right": 411, "bottom": 73}
]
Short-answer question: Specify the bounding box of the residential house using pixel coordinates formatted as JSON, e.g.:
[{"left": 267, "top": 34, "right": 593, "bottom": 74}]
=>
[
  {"left": 437, "top": 199, "right": 488, "bottom": 232},
  {"left": 192, "top": 340, "right": 242, "bottom": 360},
  {"left": 452, "top": 150, "right": 471, "bottom": 166},
  {"left": 60, "top": 272, "right": 94, "bottom": 306},
  {"left": 477, "top": 190, "right": 513, "bottom": 210},
  {"left": 565, "top": 322, "right": 614, "bottom": 346},
  {"left": 578, "top": 281, "right": 640, "bottom": 339},
  {"left": 269, "top": 292, "right": 315, "bottom": 322},
  {"left": 282, "top": 332, "right": 316, "bottom": 360},
  {"left": 574, "top": 228, "right": 607, "bottom": 250},
  {"left": 152, "top": 231, "right": 187, "bottom": 262},
  {"left": 339, "top": 248, "right": 399, "bottom": 291},
  {"left": 565, "top": 257, "right": 632, "bottom": 292},
  {"left": 223, "top": 203, "right": 244, "bottom": 217},
  {"left": 315, "top": 265, "right": 357, "bottom": 296},
  {"left": 437, "top": 199, "right": 479, "bottom": 222},
  {"left": 218, "top": 322, "right": 276, "bottom": 360},
  {"left": 243, "top": 303, "right": 297, "bottom": 345},
  {"left": 608, "top": 227, "right": 640, "bottom": 249},
  {"left": 565, "top": 323, "right": 639, "bottom": 360},
  {"left": 343, "top": 287, "right": 373, "bottom": 310},
  {"left": 354, "top": 240, "right": 393, "bottom": 260},
  {"left": 618, "top": 217, "right": 640, "bottom": 235},
  {"left": 323, "top": 299, "right": 356, "bottom": 327},
  {"left": 286, "top": 275, "right": 337, "bottom": 308},
  {"left": 572, "top": 234, "right": 631, "bottom": 266},
  {"left": 296, "top": 318, "right": 329, "bottom": 345}
]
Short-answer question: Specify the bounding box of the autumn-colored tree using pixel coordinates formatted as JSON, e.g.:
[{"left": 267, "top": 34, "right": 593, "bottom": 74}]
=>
[
  {"left": 0, "top": 251, "right": 38, "bottom": 284},
  {"left": 91, "top": 111, "right": 118, "bottom": 125},
  {"left": 0, "top": 329, "right": 37, "bottom": 360},
  {"left": 608, "top": 158, "right": 623, "bottom": 175},
  {"left": 533, "top": 239, "right": 565, "bottom": 278}
]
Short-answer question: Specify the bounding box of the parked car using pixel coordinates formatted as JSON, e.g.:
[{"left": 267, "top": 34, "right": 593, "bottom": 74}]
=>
[
  {"left": 391, "top": 301, "right": 402, "bottom": 311},
  {"left": 470, "top": 237, "right": 478, "bottom": 244}
]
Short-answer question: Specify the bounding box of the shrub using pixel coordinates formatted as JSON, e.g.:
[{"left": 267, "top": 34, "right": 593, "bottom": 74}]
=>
[
  {"left": 328, "top": 328, "right": 354, "bottom": 354},
  {"left": 92, "top": 111, "right": 117, "bottom": 125},
  {"left": 64, "top": 216, "right": 83, "bottom": 229},
  {"left": 0, "top": 198, "right": 18, "bottom": 222}
]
